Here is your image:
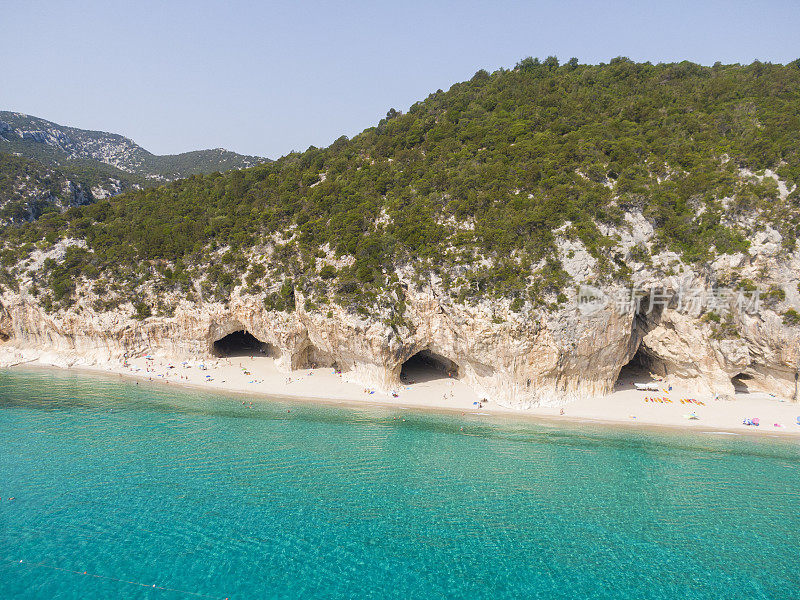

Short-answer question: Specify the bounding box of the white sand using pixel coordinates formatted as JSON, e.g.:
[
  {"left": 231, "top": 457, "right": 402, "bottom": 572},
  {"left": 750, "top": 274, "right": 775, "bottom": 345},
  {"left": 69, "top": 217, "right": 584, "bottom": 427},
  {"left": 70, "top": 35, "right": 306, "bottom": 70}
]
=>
[
  {"left": 92, "top": 353, "right": 485, "bottom": 413},
  {"left": 31, "top": 352, "right": 800, "bottom": 437},
  {"left": 543, "top": 365, "right": 800, "bottom": 436}
]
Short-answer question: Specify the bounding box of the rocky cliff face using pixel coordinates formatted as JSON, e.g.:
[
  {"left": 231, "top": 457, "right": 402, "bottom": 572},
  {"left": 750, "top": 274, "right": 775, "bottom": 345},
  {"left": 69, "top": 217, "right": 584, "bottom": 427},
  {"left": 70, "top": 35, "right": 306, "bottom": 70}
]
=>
[{"left": 1, "top": 211, "right": 798, "bottom": 408}]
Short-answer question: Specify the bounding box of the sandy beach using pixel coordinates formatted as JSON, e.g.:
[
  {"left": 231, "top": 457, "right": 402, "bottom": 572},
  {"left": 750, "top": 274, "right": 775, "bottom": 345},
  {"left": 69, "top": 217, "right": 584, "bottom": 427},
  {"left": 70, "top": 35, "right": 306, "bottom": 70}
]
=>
[{"left": 17, "top": 348, "right": 795, "bottom": 438}]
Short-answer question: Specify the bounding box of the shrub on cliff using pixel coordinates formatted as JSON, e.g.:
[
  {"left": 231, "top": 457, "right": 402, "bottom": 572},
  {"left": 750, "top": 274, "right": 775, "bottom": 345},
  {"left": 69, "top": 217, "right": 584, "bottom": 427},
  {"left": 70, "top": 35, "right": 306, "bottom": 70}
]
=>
[
  {"left": 133, "top": 301, "right": 151, "bottom": 320},
  {"left": 783, "top": 309, "right": 800, "bottom": 326}
]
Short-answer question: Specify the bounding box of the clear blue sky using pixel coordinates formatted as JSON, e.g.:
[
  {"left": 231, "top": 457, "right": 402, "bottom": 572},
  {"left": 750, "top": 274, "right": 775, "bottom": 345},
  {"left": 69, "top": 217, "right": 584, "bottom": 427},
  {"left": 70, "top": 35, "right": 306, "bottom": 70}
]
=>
[{"left": 3, "top": 0, "right": 798, "bottom": 158}]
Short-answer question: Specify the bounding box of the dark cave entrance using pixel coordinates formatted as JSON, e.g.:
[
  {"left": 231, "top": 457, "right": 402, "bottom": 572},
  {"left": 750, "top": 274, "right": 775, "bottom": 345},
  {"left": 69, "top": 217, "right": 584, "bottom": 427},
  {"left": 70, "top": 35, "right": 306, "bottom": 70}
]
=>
[
  {"left": 614, "top": 292, "right": 670, "bottom": 391},
  {"left": 212, "top": 330, "right": 273, "bottom": 358},
  {"left": 614, "top": 345, "right": 656, "bottom": 391},
  {"left": 400, "top": 350, "right": 459, "bottom": 384},
  {"left": 731, "top": 373, "right": 753, "bottom": 394}
]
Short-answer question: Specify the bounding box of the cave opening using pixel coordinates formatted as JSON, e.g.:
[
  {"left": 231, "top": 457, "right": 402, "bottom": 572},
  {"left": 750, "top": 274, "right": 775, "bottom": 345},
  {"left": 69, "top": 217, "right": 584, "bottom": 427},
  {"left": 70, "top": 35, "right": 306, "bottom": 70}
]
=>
[
  {"left": 212, "top": 330, "right": 273, "bottom": 358},
  {"left": 731, "top": 373, "right": 752, "bottom": 394},
  {"left": 614, "top": 292, "right": 670, "bottom": 391},
  {"left": 400, "top": 350, "right": 459, "bottom": 384},
  {"left": 614, "top": 345, "right": 658, "bottom": 391}
]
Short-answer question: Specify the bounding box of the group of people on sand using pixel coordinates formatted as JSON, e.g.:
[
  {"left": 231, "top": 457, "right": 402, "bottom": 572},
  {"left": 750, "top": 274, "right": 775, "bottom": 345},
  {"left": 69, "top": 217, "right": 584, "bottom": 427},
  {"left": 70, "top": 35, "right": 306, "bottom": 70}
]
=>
[{"left": 121, "top": 352, "right": 495, "bottom": 413}]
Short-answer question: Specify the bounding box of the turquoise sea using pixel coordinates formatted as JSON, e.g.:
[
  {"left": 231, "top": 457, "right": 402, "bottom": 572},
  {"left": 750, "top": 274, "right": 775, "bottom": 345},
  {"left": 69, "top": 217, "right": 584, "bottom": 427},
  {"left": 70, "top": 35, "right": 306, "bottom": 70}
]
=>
[{"left": 1, "top": 368, "right": 799, "bottom": 599}]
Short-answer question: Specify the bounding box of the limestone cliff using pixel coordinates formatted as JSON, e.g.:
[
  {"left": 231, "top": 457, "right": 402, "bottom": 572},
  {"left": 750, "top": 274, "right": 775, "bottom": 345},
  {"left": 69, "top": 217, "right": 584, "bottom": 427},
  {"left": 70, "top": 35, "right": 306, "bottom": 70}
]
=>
[{"left": 1, "top": 212, "right": 798, "bottom": 408}]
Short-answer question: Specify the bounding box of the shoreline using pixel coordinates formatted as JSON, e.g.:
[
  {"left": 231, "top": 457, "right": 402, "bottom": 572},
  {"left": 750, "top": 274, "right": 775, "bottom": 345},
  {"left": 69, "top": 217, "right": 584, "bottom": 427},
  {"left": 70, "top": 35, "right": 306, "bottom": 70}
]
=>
[{"left": 5, "top": 349, "right": 800, "bottom": 439}]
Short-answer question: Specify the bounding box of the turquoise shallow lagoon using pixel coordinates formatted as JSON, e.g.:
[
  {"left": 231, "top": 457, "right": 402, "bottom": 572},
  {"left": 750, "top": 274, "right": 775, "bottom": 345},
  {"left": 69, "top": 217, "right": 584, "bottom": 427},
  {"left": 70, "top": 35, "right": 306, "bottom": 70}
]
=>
[{"left": 1, "top": 368, "right": 799, "bottom": 599}]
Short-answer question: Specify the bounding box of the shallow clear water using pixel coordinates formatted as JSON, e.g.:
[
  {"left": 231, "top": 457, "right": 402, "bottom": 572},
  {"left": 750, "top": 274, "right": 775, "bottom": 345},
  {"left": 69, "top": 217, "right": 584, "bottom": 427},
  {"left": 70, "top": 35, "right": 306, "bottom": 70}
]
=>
[{"left": 1, "top": 368, "right": 799, "bottom": 599}]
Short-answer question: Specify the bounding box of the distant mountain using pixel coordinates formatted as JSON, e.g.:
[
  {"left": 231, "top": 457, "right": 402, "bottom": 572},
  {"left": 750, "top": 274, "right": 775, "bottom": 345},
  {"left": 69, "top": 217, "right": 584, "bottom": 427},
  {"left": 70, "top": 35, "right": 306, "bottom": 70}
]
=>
[
  {"left": 0, "top": 111, "right": 268, "bottom": 223},
  {"left": 0, "top": 111, "right": 267, "bottom": 180}
]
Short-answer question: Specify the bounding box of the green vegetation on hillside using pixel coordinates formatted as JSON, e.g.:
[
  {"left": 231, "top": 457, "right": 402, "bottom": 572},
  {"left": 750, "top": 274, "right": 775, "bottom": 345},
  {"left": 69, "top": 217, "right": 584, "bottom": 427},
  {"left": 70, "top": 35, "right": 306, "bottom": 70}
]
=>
[
  {"left": 142, "top": 149, "right": 267, "bottom": 179},
  {"left": 0, "top": 152, "right": 142, "bottom": 223},
  {"left": 3, "top": 59, "right": 799, "bottom": 318}
]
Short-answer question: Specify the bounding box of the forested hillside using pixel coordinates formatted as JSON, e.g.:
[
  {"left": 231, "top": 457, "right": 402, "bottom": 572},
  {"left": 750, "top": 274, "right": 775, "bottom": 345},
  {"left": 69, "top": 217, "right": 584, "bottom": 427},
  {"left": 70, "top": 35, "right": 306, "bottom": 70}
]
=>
[
  {"left": 0, "top": 152, "right": 143, "bottom": 224},
  {"left": 2, "top": 58, "right": 799, "bottom": 319}
]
